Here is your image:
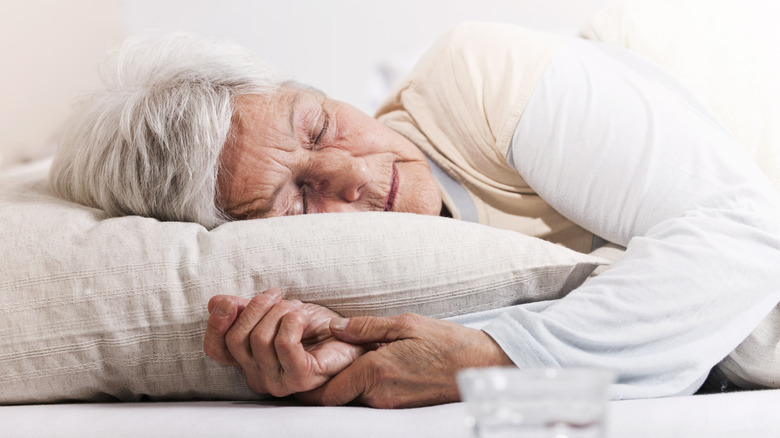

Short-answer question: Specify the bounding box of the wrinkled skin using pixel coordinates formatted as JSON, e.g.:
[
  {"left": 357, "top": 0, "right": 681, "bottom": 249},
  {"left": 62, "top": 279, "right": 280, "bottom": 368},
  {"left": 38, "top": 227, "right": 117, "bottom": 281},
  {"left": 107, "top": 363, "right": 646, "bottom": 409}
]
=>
[
  {"left": 204, "top": 88, "right": 512, "bottom": 407},
  {"left": 204, "top": 288, "right": 366, "bottom": 396},
  {"left": 204, "top": 288, "right": 513, "bottom": 407}
]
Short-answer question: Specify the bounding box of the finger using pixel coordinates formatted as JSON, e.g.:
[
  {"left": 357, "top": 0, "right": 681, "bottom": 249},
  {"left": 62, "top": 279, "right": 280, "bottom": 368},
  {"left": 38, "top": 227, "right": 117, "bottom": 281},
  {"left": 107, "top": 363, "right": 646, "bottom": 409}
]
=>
[
  {"left": 296, "top": 353, "right": 374, "bottom": 406},
  {"left": 274, "top": 310, "right": 314, "bottom": 388},
  {"left": 204, "top": 295, "right": 253, "bottom": 366},
  {"left": 203, "top": 297, "right": 240, "bottom": 366},
  {"left": 248, "top": 300, "right": 305, "bottom": 392},
  {"left": 329, "top": 313, "right": 418, "bottom": 345},
  {"left": 224, "top": 288, "right": 283, "bottom": 367},
  {"left": 208, "top": 294, "right": 251, "bottom": 315}
]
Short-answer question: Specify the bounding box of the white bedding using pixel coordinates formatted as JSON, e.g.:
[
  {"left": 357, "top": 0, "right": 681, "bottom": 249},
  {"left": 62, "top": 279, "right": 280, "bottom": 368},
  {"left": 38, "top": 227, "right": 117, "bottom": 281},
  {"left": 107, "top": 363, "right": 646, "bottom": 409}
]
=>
[{"left": 2, "top": 390, "right": 778, "bottom": 437}]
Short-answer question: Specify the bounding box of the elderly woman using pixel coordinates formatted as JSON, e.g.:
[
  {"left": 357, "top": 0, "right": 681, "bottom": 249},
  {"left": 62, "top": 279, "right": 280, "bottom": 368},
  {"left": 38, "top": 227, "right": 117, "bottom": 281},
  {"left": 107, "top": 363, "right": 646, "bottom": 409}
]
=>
[{"left": 50, "top": 23, "right": 780, "bottom": 408}]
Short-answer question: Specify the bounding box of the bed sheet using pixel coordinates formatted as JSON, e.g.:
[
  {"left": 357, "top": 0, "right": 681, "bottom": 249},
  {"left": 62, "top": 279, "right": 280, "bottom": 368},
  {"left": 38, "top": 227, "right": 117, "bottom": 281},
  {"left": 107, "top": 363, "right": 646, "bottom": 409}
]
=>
[{"left": 1, "top": 389, "right": 778, "bottom": 437}]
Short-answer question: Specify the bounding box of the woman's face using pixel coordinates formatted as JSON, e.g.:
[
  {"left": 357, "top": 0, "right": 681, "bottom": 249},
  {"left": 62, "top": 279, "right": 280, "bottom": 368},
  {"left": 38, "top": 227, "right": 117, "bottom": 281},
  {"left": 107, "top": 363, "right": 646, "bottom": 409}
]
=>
[{"left": 217, "top": 87, "right": 441, "bottom": 219}]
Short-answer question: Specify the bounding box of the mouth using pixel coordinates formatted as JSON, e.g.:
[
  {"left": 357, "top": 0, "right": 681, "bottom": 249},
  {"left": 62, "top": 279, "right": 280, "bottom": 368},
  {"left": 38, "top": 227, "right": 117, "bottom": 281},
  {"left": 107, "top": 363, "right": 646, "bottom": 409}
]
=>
[{"left": 384, "top": 164, "right": 398, "bottom": 212}]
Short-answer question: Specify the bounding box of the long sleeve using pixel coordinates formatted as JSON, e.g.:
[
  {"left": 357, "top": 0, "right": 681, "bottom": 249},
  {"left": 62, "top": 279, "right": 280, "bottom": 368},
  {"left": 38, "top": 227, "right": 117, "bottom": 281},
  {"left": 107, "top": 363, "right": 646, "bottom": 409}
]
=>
[{"left": 482, "top": 38, "right": 780, "bottom": 399}]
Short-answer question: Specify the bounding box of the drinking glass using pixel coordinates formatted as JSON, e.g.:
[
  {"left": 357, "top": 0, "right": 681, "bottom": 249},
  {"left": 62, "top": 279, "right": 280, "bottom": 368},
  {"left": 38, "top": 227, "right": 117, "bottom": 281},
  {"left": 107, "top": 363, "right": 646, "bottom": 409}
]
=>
[{"left": 457, "top": 367, "right": 615, "bottom": 438}]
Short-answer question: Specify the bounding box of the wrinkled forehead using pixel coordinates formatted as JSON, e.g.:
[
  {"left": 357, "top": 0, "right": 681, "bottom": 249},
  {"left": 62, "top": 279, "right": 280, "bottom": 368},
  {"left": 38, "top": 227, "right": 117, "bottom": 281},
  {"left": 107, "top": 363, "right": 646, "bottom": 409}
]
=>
[
  {"left": 230, "top": 92, "right": 288, "bottom": 140},
  {"left": 225, "top": 86, "right": 322, "bottom": 153},
  {"left": 221, "top": 92, "right": 287, "bottom": 167}
]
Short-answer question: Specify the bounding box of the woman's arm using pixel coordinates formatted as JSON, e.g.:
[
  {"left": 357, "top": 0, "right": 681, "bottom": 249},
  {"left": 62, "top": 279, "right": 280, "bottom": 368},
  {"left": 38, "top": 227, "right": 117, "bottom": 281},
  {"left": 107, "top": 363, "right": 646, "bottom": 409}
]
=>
[
  {"left": 489, "top": 38, "right": 780, "bottom": 398},
  {"left": 297, "top": 313, "right": 513, "bottom": 408},
  {"left": 303, "top": 36, "right": 780, "bottom": 406}
]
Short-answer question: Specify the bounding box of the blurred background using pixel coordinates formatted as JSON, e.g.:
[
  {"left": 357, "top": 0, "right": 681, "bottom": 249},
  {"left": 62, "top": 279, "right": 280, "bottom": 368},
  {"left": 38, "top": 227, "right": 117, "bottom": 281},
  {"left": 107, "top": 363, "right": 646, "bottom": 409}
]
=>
[{"left": 0, "top": 0, "right": 608, "bottom": 168}]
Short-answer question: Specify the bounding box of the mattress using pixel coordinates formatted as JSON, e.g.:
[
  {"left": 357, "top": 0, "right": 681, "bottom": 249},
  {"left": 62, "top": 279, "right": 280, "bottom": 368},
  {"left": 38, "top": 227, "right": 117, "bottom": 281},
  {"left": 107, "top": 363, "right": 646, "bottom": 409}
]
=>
[{"left": 1, "top": 389, "right": 778, "bottom": 437}]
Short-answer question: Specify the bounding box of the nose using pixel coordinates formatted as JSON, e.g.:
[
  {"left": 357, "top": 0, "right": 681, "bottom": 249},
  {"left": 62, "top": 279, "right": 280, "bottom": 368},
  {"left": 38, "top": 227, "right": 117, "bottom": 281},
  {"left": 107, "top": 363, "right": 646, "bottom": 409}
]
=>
[{"left": 310, "top": 154, "right": 371, "bottom": 207}]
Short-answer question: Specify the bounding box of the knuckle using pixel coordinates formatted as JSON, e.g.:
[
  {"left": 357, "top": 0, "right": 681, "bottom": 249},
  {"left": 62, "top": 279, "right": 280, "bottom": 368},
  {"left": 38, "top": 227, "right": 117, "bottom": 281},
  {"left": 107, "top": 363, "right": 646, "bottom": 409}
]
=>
[
  {"left": 246, "top": 293, "right": 274, "bottom": 311},
  {"left": 393, "top": 313, "right": 418, "bottom": 334},
  {"left": 246, "top": 375, "right": 269, "bottom": 395},
  {"left": 286, "top": 310, "right": 307, "bottom": 325},
  {"left": 224, "top": 329, "right": 245, "bottom": 351},
  {"left": 372, "top": 361, "right": 394, "bottom": 381},
  {"left": 246, "top": 370, "right": 289, "bottom": 398},
  {"left": 280, "top": 300, "right": 303, "bottom": 313},
  {"left": 397, "top": 312, "right": 418, "bottom": 325},
  {"left": 273, "top": 333, "right": 293, "bottom": 352},
  {"left": 352, "top": 317, "right": 374, "bottom": 337},
  {"left": 266, "top": 381, "right": 291, "bottom": 398},
  {"left": 248, "top": 330, "right": 269, "bottom": 353}
]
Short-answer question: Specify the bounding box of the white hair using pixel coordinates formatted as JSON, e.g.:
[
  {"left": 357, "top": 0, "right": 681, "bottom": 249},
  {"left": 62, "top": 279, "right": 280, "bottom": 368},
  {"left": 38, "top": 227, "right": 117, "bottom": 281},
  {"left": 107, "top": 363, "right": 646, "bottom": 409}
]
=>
[{"left": 50, "top": 33, "right": 288, "bottom": 228}]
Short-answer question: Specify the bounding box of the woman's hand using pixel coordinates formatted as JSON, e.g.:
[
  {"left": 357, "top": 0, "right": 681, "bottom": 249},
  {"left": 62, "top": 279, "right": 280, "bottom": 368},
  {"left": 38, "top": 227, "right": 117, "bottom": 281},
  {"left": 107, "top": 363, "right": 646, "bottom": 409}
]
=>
[
  {"left": 203, "top": 288, "right": 366, "bottom": 397},
  {"left": 296, "top": 313, "right": 514, "bottom": 409}
]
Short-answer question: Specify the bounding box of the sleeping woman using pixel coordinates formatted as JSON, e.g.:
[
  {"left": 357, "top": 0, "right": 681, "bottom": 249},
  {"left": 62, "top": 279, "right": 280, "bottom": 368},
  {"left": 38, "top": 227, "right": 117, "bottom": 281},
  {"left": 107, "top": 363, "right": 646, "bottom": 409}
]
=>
[{"left": 49, "top": 23, "right": 780, "bottom": 407}]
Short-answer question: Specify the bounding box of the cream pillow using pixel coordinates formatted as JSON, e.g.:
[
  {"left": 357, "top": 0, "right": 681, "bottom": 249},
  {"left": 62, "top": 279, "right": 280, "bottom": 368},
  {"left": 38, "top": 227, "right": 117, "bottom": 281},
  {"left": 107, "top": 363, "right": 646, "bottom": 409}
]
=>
[
  {"left": 579, "top": 0, "right": 780, "bottom": 390},
  {"left": 0, "top": 160, "right": 604, "bottom": 404}
]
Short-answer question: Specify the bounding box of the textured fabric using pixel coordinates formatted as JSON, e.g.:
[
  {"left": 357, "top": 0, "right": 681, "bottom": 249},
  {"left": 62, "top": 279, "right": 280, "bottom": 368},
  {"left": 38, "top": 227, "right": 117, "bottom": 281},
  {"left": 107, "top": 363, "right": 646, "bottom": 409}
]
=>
[
  {"left": 482, "top": 36, "right": 780, "bottom": 399},
  {"left": 579, "top": 0, "right": 780, "bottom": 393},
  {"left": 375, "top": 23, "right": 594, "bottom": 253},
  {"left": 0, "top": 160, "right": 603, "bottom": 404}
]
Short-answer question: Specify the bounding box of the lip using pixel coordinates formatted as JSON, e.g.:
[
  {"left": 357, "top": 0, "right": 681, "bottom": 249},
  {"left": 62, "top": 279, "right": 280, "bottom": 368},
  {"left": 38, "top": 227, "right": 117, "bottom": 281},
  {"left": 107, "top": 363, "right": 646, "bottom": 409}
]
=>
[{"left": 384, "top": 164, "right": 398, "bottom": 212}]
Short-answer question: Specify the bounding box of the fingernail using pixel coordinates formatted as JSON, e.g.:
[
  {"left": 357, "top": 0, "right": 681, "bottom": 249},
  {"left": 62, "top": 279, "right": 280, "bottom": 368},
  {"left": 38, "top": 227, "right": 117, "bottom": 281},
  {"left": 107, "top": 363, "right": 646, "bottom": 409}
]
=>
[
  {"left": 331, "top": 317, "right": 349, "bottom": 331},
  {"left": 215, "top": 298, "right": 233, "bottom": 318}
]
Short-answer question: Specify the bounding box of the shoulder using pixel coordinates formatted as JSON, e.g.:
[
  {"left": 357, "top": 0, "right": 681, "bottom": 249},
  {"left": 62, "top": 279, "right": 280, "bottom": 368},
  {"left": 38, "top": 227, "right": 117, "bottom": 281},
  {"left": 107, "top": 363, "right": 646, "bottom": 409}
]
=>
[
  {"left": 411, "top": 22, "right": 561, "bottom": 79},
  {"left": 376, "top": 23, "right": 565, "bottom": 187}
]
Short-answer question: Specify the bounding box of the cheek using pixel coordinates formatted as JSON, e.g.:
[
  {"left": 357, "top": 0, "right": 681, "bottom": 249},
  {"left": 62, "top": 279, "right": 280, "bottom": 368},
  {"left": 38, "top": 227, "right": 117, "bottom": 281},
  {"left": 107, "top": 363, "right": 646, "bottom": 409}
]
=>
[
  {"left": 343, "top": 117, "right": 400, "bottom": 154},
  {"left": 414, "top": 182, "right": 443, "bottom": 216},
  {"left": 401, "top": 166, "right": 442, "bottom": 215}
]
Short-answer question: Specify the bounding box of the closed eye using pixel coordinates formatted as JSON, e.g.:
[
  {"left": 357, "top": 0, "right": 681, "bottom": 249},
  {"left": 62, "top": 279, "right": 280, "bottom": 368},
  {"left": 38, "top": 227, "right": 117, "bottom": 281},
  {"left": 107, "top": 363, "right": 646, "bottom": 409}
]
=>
[
  {"left": 313, "top": 113, "right": 329, "bottom": 145},
  {"left": 285, "top": 191, "right": 307, "bottom": 216},
  {"left": 301, "top": 186, "right": 309, "bottom": 214}
]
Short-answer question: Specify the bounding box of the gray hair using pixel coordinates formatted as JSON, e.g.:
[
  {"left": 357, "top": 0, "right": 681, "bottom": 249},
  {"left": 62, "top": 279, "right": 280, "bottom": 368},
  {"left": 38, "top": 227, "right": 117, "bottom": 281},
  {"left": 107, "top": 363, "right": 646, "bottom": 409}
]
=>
[{"left": 49, "top": 33, "right": 287, "bottom": 228}]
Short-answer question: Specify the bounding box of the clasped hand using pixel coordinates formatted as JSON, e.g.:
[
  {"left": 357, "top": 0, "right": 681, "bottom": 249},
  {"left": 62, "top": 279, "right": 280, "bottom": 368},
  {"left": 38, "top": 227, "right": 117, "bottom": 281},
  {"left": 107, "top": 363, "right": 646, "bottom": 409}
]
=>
[
  {"left": 203, "top": 287, "right": 365, "bottom": 397},
  {"left": 203, "top": 287, "right": 513, "bottom": 408}
]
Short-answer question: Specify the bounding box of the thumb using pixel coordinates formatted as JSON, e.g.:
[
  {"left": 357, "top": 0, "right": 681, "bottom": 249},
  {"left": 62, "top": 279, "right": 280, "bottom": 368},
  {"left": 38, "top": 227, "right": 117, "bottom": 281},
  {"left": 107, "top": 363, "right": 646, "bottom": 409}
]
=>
[{"left": 329, "top": 314, "right": 417, "bottom": 344}]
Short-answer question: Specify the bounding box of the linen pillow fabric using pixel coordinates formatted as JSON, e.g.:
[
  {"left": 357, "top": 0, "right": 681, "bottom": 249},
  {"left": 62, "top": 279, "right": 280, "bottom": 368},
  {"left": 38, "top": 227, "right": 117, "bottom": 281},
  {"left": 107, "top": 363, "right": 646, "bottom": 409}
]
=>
[{"left": 0, "top": 160, "right": 604, "bottom": 404}]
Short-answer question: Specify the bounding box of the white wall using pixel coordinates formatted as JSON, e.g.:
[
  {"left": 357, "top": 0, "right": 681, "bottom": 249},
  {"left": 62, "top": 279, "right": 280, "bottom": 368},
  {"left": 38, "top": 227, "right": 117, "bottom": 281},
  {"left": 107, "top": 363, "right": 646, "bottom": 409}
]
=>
[
  {"left": 0, "top": 0, "right": 608, "bottom": 168},
  {"left": 0, "top": 0, "right": 125, "bottom": 167},
  {"left": 118, "top": 0, "right": 609, "bottom": 112}
]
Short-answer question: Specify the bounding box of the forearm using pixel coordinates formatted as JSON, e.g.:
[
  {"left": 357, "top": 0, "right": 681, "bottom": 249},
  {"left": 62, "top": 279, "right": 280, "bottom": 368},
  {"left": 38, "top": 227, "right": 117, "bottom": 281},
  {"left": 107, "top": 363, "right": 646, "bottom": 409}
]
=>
[{"left": 485, "top": 215, "right": 780, "bottom": 398}]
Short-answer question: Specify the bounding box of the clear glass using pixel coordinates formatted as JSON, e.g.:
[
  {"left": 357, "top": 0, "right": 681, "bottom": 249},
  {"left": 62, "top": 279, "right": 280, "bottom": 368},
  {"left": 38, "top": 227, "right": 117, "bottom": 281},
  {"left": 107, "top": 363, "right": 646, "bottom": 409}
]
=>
[{"left": 457, "top": 367, "right": 615, "bottom": 438}]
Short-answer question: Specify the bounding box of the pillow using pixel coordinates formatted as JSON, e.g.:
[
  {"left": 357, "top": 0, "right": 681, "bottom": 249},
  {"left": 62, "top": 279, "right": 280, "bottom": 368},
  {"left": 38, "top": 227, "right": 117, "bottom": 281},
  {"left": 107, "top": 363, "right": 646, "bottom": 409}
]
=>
[
  {"left": 0, "top": 159, "right": 604, "bottom": 404},
  {"left": 579, "top": 0, "right": 780, "bottom": 390}
]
